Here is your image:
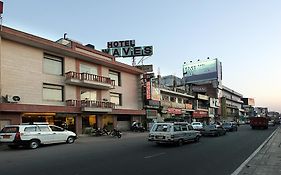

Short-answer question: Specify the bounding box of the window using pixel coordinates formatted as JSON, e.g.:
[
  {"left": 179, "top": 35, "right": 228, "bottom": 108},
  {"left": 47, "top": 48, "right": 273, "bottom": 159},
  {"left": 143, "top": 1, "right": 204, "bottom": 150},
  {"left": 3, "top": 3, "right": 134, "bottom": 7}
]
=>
[
  {"left": 0, "top": 127, "right": 19, "bottom": 133},
  {"left": 153, "top": 124, "right": 171, "bottom": 132},
  {"left": 170, "top": 96, "right": 176, "bottom": 102},
  {"left": 24, "top": 126, "right": 38, "bottom": 132},
  {"left": 178, "top": 98, "right": 183, "bottom": 103},
  {"left": 49, "top": 126, "right": 64, "bottom": 132},
  {"left": 173, "top": 125, "right": 181, "bottom": 132},
  {"left": 188, "top": 125, "right": 194, "bottom": 130},
  {"left": 43, "top": 54, "right": 63, "bottom": 75},
  {"left": 38, "top": 126, "right": 51, "bottom": 132},
  {"left": 162, "top": 95, "right": 169, "bottom": 101},
  {"left": 110, "top": 93, "right": 122, "bottom": 106},
  {"left": 43, "top": 83, "right": 64, "bottom": 102},
  {"left": 80, "top": 64, "right": 97, "bottom": 75},
  {"left": 81, "top": 90, "right": 97, "bottom": 100},
  {"left": 181, "top": 125, "right": 188, "bottom": 131},
  {"left": 109, "top": 70, "right": 121, "bottom": 86}
]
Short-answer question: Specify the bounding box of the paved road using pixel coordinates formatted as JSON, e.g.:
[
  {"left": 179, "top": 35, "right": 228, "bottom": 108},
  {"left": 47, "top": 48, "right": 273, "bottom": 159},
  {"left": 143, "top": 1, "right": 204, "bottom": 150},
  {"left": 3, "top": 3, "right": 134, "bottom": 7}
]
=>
[{"left": 0, "top": 125, "right": 277, "bottom": 175}]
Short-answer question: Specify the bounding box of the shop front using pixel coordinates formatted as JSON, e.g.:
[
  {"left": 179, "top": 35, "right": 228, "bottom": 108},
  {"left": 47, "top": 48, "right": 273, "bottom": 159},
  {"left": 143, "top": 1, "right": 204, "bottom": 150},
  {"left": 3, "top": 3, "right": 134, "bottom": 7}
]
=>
[
  {"left": 21, "top": 113, "right": 77, "bottom": 132},
  {"left": 192, "top": 110, "right": 210, "bottom": 125}
]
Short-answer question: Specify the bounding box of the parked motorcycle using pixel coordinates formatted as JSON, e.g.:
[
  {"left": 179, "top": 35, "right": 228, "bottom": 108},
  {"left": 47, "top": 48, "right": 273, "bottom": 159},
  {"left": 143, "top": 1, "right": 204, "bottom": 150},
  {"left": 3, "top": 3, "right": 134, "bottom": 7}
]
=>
[
  {"left": 110, "top": 129, "right": 122, "bottom": 138},
  {"left": 131, "top": 122, "right": 146, "bottom": 132},
  {"left": 91, "top": 128, "right": 105, "bottom": 136}
]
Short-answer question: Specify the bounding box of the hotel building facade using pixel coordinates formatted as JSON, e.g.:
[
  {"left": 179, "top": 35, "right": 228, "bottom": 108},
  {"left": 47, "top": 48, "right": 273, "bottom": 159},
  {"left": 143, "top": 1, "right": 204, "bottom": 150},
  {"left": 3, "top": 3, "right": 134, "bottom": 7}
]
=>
[{"left": 0, "top": 26, "right": 145, "bottom": 134}]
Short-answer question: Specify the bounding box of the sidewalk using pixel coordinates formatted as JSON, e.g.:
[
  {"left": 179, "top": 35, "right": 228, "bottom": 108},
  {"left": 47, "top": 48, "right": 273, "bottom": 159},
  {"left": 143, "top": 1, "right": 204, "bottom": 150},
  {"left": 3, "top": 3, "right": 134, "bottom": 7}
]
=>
[{"left": 235, "top": 126, "right": 281, "bottom": 175}]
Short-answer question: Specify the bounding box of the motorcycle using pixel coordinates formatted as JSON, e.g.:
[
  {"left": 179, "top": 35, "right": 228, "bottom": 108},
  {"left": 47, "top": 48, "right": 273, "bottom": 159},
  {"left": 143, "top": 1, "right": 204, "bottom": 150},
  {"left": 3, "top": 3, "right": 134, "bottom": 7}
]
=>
[
  {"left": 110, "top": 129, "right": 122, "bottom": 138},
  {"left": 91, "top": 128, "right": 106, "bottom": 136},
  {"left": 131, "top": 122, "right": 146, "bottom": 132}
]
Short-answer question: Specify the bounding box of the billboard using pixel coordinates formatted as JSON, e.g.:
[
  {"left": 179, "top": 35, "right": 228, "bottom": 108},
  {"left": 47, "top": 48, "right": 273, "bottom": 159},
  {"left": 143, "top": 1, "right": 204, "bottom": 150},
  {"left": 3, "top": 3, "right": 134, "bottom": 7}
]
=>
[{"left": 183, "top": 58, "right": 222, "bottom": 83}]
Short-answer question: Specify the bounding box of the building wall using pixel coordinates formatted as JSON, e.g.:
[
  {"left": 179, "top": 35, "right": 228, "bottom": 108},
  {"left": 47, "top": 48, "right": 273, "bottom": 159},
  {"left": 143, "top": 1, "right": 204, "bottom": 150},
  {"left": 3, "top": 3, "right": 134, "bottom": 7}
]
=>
[
  {"left": 1, "top": 39, "right": 46, "bottom": 104},
  {"left": 111, "top": 71, "right": 140, "bottom": 110}
]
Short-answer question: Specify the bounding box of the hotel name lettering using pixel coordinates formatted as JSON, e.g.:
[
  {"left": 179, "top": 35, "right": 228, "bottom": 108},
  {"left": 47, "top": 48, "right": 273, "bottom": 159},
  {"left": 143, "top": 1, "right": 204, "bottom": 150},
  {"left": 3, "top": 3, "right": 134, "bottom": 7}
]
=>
[{"left": 102, "top": 40, "right": 153, "bottom": 57}]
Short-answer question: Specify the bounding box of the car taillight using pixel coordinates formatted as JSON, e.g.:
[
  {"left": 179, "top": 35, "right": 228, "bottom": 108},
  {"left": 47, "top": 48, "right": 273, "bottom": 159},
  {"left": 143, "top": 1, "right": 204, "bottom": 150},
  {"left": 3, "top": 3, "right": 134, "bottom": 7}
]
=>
[{"left": 15, "top": 132, "right": 21, "bottom": 141}]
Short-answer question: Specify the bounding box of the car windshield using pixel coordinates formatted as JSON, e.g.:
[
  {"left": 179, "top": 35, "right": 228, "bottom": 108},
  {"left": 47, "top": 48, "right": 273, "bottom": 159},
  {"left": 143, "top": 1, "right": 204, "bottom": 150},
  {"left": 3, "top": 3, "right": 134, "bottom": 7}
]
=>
[
  {"left": 152, "top": 124, "right": 171, "bottom": 132},
  {"left": 0, "top": 127, "right": 19, "bottom": 133},
  {"left": 192, "top": 123, "right": 201, "bottom": 125}
]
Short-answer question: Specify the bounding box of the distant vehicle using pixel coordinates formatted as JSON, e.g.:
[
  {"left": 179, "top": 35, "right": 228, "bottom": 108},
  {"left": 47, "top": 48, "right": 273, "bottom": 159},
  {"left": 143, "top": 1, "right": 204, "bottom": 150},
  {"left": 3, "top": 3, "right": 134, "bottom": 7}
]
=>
[
  {"left": 148, "top": 122, "right": 201, "bottom": 146},
  {"left": 250, "top": 117, "right": 269, "bottom": 129},
  {"left": 201, "top": 124, "right": 226, "bottom": 137},
  {"left": 131, "top": 122, "right": 145, "bottom": 132},
  {"left": 268, "top": 120, "right": 275, "bottom": 127},
  {"left": 191, "top": 122, "right": 203, "bottom": 130},
  {"left": 222, "top": 122, "right": 238, "bottom": 132},
  {"left": 0, "top": 123, "right": 77, "bottom": 149}
]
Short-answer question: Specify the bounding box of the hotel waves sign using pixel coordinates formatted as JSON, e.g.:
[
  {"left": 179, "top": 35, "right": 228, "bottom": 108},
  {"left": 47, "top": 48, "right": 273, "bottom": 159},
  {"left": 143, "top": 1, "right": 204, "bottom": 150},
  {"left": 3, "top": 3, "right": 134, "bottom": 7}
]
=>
[{"left": 102, "top": 40, "right": 153, "bottom": 57}]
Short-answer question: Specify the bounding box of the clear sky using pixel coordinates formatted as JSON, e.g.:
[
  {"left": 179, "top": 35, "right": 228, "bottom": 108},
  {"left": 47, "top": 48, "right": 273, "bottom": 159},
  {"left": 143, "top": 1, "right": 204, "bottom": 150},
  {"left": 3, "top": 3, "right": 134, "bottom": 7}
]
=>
[{"left": 2, "top": 0, "right": 281, "bottom": 112}]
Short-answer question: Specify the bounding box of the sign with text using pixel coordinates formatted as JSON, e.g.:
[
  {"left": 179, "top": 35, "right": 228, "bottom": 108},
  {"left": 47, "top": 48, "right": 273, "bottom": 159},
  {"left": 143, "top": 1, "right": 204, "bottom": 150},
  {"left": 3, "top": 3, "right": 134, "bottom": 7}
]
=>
[
  {"left": 135, "top": 64, "right": 153, "bottom": 73},
  {"left": 102, "top": 40, "right": 153, "bottom": 58},
  {"left": 146, "top": 81, "right": 151, "bottom": 100}
]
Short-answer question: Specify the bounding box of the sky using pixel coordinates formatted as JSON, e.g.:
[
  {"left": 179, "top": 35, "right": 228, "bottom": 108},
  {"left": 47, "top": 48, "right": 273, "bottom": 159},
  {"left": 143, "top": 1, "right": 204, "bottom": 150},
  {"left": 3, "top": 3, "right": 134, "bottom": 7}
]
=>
[{"left": 1, "top": 0, "right": 281, "bottom": 112}]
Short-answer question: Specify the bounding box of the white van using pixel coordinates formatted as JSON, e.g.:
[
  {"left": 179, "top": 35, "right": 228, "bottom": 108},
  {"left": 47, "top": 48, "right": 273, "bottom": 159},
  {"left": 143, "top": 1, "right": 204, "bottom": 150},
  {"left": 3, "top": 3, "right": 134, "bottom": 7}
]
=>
[
  {"left": 0, "top": 123, "right": 77, "bottom": 149},
  {"left": 148, "top": 122, "right": 201, "bottom": 146}
]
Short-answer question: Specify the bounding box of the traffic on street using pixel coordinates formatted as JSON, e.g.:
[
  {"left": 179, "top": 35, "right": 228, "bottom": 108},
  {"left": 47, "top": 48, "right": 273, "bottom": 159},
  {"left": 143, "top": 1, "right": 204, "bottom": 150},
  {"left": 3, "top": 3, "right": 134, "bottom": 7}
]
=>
[{"left": 0, "top": 124, "right": 278, "bottom": 175}]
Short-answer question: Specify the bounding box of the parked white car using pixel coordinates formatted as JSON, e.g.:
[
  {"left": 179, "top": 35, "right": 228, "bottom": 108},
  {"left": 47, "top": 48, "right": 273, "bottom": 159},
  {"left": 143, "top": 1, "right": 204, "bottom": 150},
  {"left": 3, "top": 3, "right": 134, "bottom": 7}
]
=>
[
  {"left": 191, "top": 122, "right": 203, "bottom": 130},
  {"left": 0, "top": 123, "right": 77, "bottom": 149},
  {"left": 148, "top": 122, "right": 201, "bottom": 146}
]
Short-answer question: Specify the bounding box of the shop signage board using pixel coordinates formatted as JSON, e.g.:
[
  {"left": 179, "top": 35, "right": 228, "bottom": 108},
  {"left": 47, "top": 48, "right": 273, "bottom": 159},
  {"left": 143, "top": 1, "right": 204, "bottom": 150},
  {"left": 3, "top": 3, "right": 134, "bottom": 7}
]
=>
[
  {"left": 193, "top": 110, "right": 208, "bottom": 118},
  {"left": 135, "top": 64, "right": 153, "bottom": 73},
  {"left": 167, "top": 108, "right": 182, "bottom": 115}
]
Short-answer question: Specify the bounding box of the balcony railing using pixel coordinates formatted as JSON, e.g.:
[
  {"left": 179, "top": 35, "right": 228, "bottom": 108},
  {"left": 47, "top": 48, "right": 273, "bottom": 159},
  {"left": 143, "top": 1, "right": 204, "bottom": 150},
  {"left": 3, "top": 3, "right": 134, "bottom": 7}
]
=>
[
  {"left": 66, "top": 99, "right": 115, "bottom": 112},
  {"left": 65, "top": 71, "right": 115, "bottom": 89}
]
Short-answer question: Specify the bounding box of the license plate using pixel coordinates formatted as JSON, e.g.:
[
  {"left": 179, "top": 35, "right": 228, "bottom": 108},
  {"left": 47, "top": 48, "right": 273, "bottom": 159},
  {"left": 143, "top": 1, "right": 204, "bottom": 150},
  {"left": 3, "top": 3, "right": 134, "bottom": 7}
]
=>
[{"left": 3, "top": 135, "right": 11, "bottom": 139}]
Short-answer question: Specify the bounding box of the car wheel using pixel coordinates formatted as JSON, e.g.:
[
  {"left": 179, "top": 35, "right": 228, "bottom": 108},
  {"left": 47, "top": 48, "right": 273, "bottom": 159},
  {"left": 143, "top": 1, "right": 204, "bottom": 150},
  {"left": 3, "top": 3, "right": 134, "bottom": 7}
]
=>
[
  {"left": 66, "top": 136, "right": 75, "bottom": 144},
  {"left": 177, "top": 139, "right": 184, "bottom": 146},
  {"left": 194, "top": 136, "right": 200, "bottom": 142},
  {"left": 29, "top": 140, "right": 40, "bottom": 149}
]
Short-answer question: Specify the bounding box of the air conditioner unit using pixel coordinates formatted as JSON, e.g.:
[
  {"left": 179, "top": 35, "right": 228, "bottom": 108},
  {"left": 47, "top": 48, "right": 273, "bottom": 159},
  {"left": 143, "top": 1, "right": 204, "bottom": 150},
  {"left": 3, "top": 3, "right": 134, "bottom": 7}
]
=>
[{"left": 6, "top": 95, "right": 21, "bottom": 103}]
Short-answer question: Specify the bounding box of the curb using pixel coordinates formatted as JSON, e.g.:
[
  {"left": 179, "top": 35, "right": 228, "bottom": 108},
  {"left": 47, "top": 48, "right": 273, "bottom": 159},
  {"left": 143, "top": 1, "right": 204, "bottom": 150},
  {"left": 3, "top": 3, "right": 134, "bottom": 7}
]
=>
[{"left": 231, "top": 127, "right": 279, "bottom": 175}]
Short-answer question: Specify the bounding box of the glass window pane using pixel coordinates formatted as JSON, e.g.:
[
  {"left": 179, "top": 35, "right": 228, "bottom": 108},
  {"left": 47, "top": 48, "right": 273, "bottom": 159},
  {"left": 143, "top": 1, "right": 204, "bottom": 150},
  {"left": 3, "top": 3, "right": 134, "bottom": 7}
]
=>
[
  {"left": 80, "top": 64, "right": 97, "bottom": 75},
  {"left": 110, "top": 93, "right": 121, "bottom": 105},
  {"left": 109, "top": 70, "right": 120, "bottom": 86},
  {"left": 43, "top": 54, "right": 62, "bottom": 75},
  {"left": 81, "top": 90, "right": 97, "bottom": 100},
  {"left": 43, "top": 84, "right": 63, "bottom": 101}
]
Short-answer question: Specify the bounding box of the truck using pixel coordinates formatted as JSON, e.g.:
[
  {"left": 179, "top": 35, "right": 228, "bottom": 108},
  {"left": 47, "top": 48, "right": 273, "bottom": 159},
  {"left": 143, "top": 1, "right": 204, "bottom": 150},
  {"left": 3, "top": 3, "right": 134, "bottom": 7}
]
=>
[{"left": 249, "top": 117, "right": 269, "bottom": 129}]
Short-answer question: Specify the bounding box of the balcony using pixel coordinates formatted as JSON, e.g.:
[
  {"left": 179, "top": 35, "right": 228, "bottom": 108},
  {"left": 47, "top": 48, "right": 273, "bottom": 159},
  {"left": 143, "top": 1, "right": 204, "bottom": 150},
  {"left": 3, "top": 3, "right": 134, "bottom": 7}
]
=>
[
  {"left": 66, "top": 99, "right": 115, "bottom": 112},
  {"left": 65, "top": 71, "right": 115, "bottom": 89}
]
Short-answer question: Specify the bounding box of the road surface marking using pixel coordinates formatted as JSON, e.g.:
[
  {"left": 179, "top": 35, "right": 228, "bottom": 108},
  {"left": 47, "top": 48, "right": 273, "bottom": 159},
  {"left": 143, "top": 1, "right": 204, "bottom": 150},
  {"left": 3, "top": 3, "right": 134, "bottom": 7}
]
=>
[{"left": 144, "top": 152, "right": 166, "bottom": 159}]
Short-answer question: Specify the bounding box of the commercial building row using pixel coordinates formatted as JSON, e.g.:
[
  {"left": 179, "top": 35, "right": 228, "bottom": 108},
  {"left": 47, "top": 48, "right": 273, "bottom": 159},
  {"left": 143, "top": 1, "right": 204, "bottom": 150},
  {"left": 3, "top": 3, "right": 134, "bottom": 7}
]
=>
[{"left": 0, "top": 26, "right": 277, "bottom": 134}]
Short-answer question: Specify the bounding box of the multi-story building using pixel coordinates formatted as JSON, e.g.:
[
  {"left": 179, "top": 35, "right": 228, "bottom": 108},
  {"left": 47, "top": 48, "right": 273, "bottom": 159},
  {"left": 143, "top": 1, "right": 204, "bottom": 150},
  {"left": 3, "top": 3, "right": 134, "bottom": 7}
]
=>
[
  {"left": 0, "top": 26, "right": 145, "bottom": 134},
  {"left": 159, "top": 86, "right": 195, "bottom": 122},
  {"left": 242, "top": 98, "right": 255, "bottom": 119},
  {"left": 221, "top": 86, "right": 244, "bottom": 121}
]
